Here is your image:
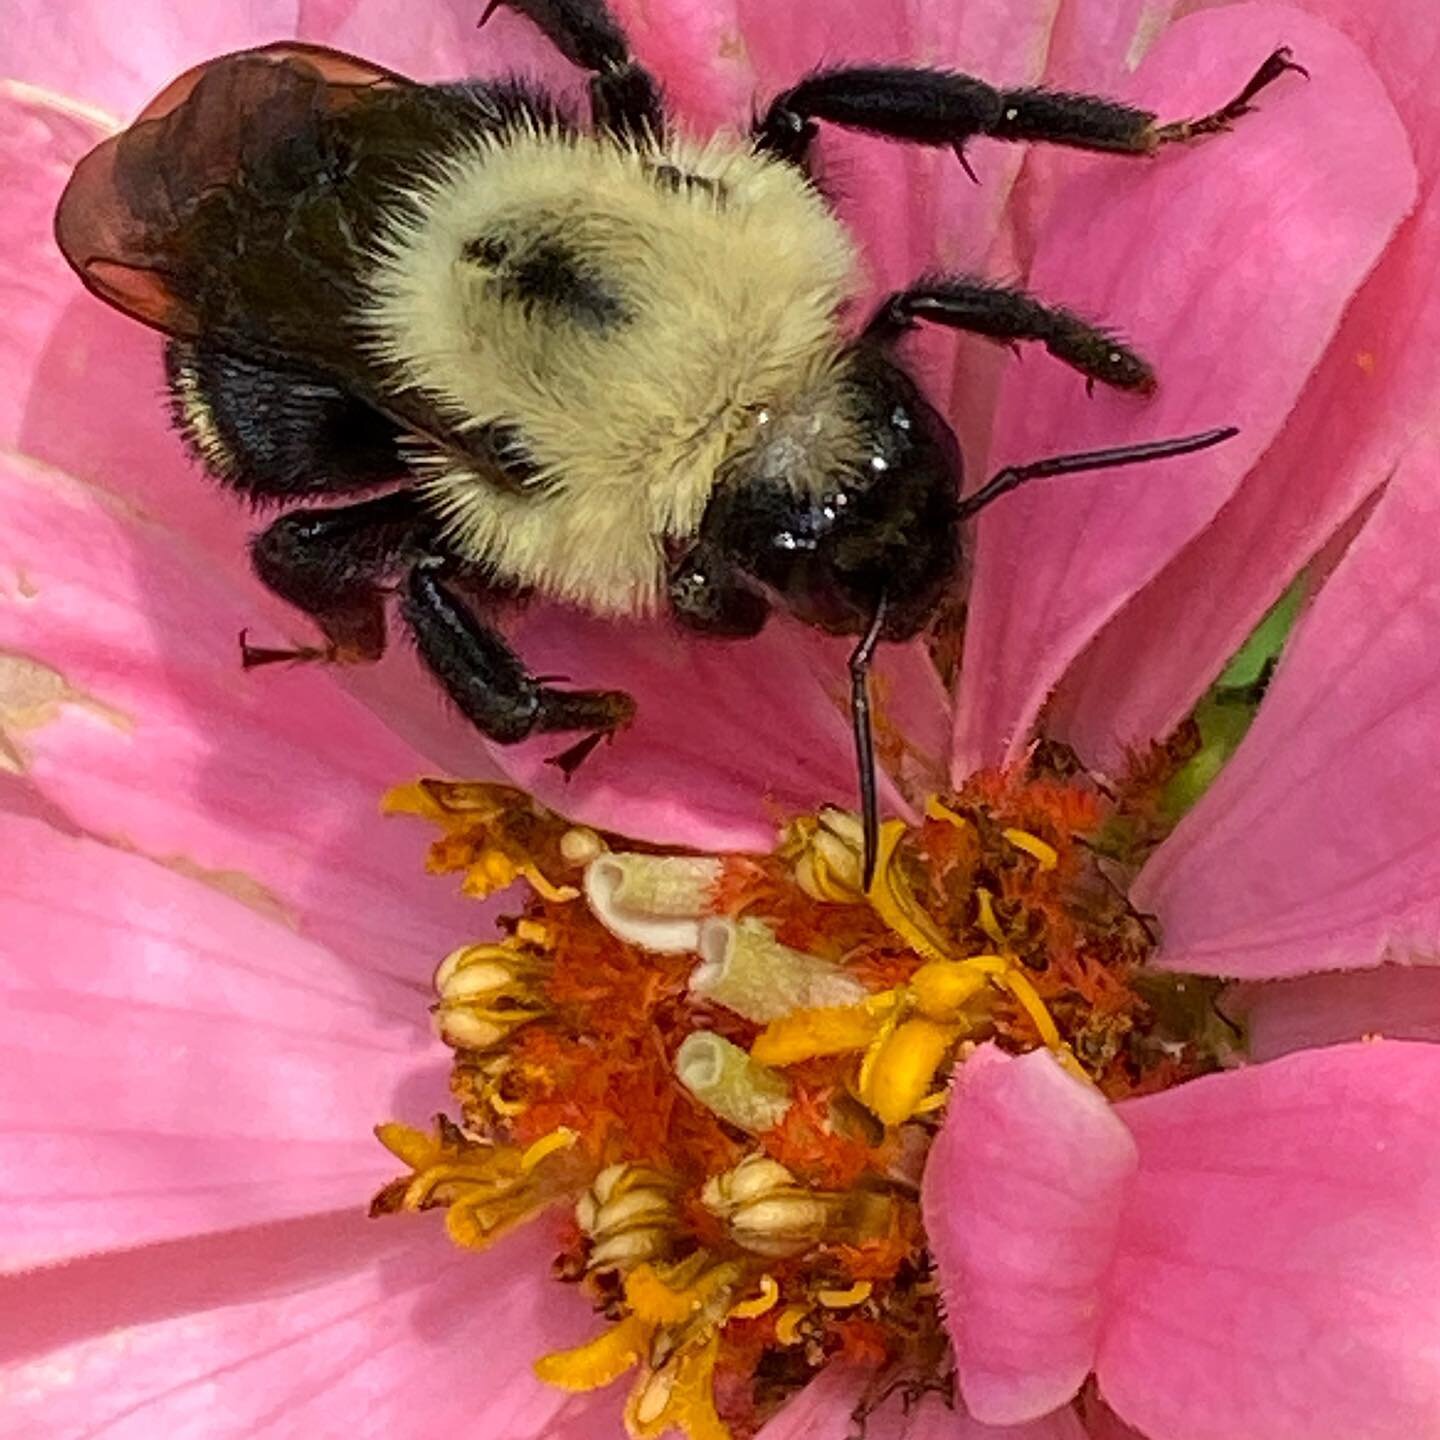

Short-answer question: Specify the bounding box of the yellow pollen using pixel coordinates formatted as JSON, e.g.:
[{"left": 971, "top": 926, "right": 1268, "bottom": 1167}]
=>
[
  {"left": 534, "top": 1313, "right": 649, "bottom": 1390},
  {"left": 974, "top": 886, "right": 1007, "bottom": 947},
  {"left": 625, "top": 1260, "right": 741, "bottom": 1327},
  {"left": 1002, "top": 827, "right": 1059, "bottom": 869},
  {"left": 749, "top": 996, "right": 893, "bottom": 1067},
  {"left": 868, "top": 820, "right": 959, "bottom": 962},
  {"left": 817, "top": 1280, "right": 873, "bottom": 1309},
  {"left": 520, "top": 1126, "right": 578, "bottom": 1173},
  {"left": 909, "top": 957, "right": 999, "bottom": 1018},
  {"left": 860, "top": 1016, "right": 962, "bottom": 1126},
  {"left": 729, "top": 1275, "right": 780, "bottom": 1320},
  {"left": 774, "top": 1305, "right": 810, "bottom": 1346}
]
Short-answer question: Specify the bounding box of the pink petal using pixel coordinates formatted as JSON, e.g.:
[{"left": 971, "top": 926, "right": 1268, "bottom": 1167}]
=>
[
  {"left": 297, "top": 0, "right": 580, "bottom": 89},
  {"left": 0, "top": 84, "right": 270, "bottom": 574},
  {"left": 754, "top": 1364, "right": 872, "bottom": 1440},
  {"left": 0, "top": 1213, "right": 602, "bottom": 1438},
  {"left": 1227, "top": 966, "right": 1440, "bottom": 1062},
  {"left": 1100, "top": 1040, "right": 1440, "bottom": 1440},
  {"left": 611, "top": 0, "right": 752, "bottom": 134},
  {"left": 1053, "top": 4, "right": 1440, "bottom": 768},
  {"left": 0, "top": 451, "right": 483, "bottom": 981},
  {"left": 0, "top": 814, "right": 444, "bottom": 1271},
  {"left": 4, "top": 2, "right": 301, "bottom": 122},
  {"left": 952, "top": 4, "right": 1415, "bottom": 776},
  {"left": 0, "top": 90, "right": 107, "bottom": 448},
  {"left": 757, "top": 1363, "right": 1090, "bottom": 1440},
  {"left": 1076, "top": 1393, "right": 1149, "bottom": 1440},
  {"left": 923, "top": 1047, "right": 1139, "bottom": 1426},
  {"left": 498, "top": 609, "right": 949, "bottom": 852},
  {"left": 1133, "top": 439, "right": 1440, "bottom": 978}
]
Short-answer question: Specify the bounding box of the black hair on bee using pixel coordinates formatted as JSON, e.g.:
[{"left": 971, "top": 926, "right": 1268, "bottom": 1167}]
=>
[{"left": 54, "top": 1, "right": 1303, "bottom": 878}]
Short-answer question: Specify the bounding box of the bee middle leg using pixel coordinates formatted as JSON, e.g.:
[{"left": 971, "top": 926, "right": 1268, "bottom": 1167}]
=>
[
  {"left": 247, "top": 489, "right": 433, "bottom": 666},
  {"left": 483, "top": 0, "right": 662, "bottom": 138},
  {"left": 401, "top": 565, "right": 636, "bottom": 758},
  {"left": 863, "top": 274, "right": 1155, "bottom": 394}
]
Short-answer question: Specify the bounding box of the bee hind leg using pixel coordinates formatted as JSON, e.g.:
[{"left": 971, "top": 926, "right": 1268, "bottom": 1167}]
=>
[{"left": 400, "top": 564, "right": 636, "bottom": 768}]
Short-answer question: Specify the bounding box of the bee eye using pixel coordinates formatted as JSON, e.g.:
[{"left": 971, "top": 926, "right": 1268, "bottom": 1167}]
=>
[{"left": 461, "top": 234, "right": 509, "bottom": 267}]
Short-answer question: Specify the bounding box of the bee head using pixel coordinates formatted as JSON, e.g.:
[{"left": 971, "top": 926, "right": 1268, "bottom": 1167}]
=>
[{"left": 685, "top": 349, "right": 962, "bottom": 640}]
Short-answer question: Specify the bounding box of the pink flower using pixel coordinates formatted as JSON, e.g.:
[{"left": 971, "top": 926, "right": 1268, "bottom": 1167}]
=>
[{"left": 3, "top": 1, "right": 1439, "bottom": 1438}]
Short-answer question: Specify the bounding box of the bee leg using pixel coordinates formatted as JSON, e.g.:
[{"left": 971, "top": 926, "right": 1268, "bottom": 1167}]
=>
[
  {"left": 864, "top": 275, "right": 1157, "bottom": 394},
  {"left": 482, "top": 0, "right": 662, "bottom": 138},
  {"left": 667, "top": 543, "right": 771, "bottom": 637},
  {"left": 754, "top": 49, "right": 1303, "bottom": 168},
  {"left": 400, "top": 564, "right": 636, "bottom": 757},
  {"left": 248, "top": 490, "right": 433, "bottom": 665}
]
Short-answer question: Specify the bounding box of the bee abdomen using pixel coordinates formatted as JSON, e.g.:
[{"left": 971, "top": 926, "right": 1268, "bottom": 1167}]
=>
[{"left": 164, "top": 338, "right": 405, "bottom": 504}]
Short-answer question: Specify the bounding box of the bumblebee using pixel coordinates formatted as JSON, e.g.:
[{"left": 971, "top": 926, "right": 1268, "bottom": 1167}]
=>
[{"left": 55, "top": 0, "right": 1300, "bottom": 873}]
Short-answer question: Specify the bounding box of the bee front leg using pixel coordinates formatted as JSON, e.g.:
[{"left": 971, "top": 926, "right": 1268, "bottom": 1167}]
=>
[
  {"left": 401, "top": 565, "right": 635, "bottom": 764},
  {"left": 667, "top": 543, "right": 771, "bottom": 637},
  {"left": 863, "top": 274, "right": 1156, "bottom": 394}
]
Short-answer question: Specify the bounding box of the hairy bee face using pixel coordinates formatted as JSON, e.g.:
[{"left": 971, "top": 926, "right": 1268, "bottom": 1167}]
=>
[{"left": 691, "top": 351, "right": 962, "bottom": 641}]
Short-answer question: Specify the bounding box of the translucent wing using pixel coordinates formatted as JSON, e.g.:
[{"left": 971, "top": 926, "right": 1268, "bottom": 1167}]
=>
[{"left": 54, "top": 44, "right": 407, "bottom": 336}]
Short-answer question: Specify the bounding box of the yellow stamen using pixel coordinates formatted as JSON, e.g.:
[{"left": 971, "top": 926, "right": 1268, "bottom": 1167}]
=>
[
  {"left": 520, "top": 1126, "right": 577, "bottom": 1173},
  {"left": 517, "top": 861, "right": 580, "bottom": 904},
  {"left": 994, "top": 969, "right": 1063, "bottom": 1050},
  {"left": 867, "top": 820, "right": 958, "bottom": 963},
  {"left": 729, "top": 1275, "right": 780, "bottom": 1320},
  {"left": 625, "top": 1335, "right": 729, "bottom": 1440},
  {"left": 854, "top": 1004, "right": 901, "bottom": 1103},
  {"left": 817, "top": 1280, "right": 873, "bottom": 1309},
  {"left": 374, "top": 1120, "right": 442, "bottom": 1171},
  {"left": 1055, "top": 1046, "right": 1095, "bottom": 1085},
  {"left": 860, "top": 1016, "right": 962, "bottom": 1126},
  {"left": 372, "top": 1119, "right": 578, "bottom": 1251},
  {"left": 675, "top": 1032, "right": 792, "bottom": 1133},
  {"left": 909, "top": 958, "right": 998, "bottom": 1018},
  {"left": 974, "top": 886, "right": 1007, "bottom": 946},
  {"left": 806, "top": 841, "right": 862, "bottom": 903},
  {"left": 774, "top": 1305, "right": 810, "bottom": 1346},
  {"left": 514, "top": 918, "right": 553, "bottom": 947},
  {"left": 749, "top": 997, "right": 893, "bottom": 1067},
  {"left": 924, "top": 795, "right": 971, "bottom": 829},
  {"left": 784, "top": 808, "right": 867, "bottom": 903},
  {"left": 534, "top": 1314, "right": 649, "bottom": 1390},
  {"left": 1002, "top": 827, "right": 1059, "bottom": 870}
]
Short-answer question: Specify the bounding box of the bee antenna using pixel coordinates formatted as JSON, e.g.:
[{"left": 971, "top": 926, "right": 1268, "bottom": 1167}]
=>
[
  {"left": 849, "top": 593, "right": 889, "bottom": 892},
  {"left": 955, "top": 425, "right": 1239, "bottom": 520}
]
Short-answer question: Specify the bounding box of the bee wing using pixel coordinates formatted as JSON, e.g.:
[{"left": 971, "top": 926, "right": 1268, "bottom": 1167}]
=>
[{"left": 54, "top": 44, "right": 410, "bottom": 336}]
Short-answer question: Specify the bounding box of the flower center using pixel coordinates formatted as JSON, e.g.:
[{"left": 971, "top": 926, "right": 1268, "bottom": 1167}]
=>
[{"left": 374, "top": 767, "right": 1231, "bottom": 1438}]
